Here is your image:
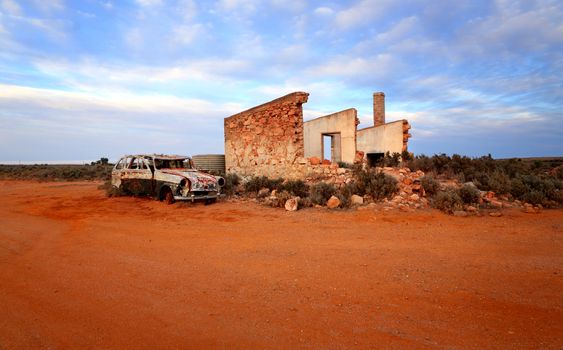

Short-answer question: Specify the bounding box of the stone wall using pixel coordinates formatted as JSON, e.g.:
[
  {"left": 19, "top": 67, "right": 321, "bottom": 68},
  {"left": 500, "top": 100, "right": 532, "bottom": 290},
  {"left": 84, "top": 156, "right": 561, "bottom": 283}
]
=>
[{"left": 224, "top": 92, "right": 309, "bottom": 178}]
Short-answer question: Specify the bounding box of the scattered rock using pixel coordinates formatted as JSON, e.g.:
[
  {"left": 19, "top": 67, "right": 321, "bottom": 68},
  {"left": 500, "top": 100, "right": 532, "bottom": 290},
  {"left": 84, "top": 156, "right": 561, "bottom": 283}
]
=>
[
  {"left": 489, "top": 200, "right": 503, "bottom": 208},
  {"left": 309, "top": 157, "right": 321, "bottom": 165},
  {"left": 326, "top": 196, "right": 341, "bottom": 209},
  {"left": 285, "top": 197, "right": 299, "bottom": 211},
  {"left": 409, "top": 193, "right": 419, "bottom": 201},
  {"left": 489, "top": 211, "right": 502, "bottom": 217},
  {"left": 453, "top": 210, "right": 468, "bottom": 217},
  {"left": 257, "top": 188, "right": 270, "bottom": 198},
  {"left": 351, "top": 194, "right": 364, "bottom": 206},
  {"left": 466, "top": 205, "right": 477, "bottom": 213}
]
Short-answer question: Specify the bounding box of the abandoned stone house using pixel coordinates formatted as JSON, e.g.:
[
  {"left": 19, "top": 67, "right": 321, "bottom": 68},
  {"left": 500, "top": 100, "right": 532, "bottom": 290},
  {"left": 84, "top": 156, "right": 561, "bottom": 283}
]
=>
[{"left": 224, "top": 91, "right": 411, "bottom": 179}]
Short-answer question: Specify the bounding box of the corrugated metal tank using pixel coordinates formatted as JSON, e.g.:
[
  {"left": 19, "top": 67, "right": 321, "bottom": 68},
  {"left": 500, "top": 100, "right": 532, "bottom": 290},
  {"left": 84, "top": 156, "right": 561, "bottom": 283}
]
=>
[{"left": 192, "top": 154, "right": 225, "bottom": 174}]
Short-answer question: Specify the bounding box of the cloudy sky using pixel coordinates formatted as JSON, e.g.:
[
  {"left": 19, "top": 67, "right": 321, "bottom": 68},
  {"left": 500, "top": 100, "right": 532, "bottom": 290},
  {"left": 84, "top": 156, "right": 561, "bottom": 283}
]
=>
[{"left": 0, "top": 0, "right": 562, "bottom": 162}]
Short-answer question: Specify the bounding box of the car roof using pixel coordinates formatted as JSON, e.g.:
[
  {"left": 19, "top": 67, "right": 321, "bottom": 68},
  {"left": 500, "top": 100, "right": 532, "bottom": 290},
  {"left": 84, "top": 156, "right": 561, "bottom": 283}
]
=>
[{"left": 122, "top": 154, "right": 191, "bottom": 160}]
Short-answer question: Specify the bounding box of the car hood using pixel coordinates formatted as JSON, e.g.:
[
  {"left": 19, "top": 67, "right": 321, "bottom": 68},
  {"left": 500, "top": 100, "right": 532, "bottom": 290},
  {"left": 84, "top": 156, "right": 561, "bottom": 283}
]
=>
[{"left": 159, "top": 169, "right": 218, "bottom": 184}]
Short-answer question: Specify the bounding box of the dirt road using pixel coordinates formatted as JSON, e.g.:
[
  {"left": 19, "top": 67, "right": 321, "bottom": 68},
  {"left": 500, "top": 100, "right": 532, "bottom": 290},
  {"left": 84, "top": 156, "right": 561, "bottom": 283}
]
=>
[{"left": 0, "top": 181, "right": 561, "bottom": 349}]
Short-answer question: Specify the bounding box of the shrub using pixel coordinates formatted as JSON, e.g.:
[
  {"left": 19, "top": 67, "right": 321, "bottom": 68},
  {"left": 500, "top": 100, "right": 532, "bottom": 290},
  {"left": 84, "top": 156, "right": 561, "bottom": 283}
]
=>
[
  {"left": 432, "top": 189, "right": 463, "bottom": 214},
  {"left": 310, "top": 182, "right": 337, "bottom": 205},
  {"left": 270, "top": 190, "right": 293, "bottom": 208},
  {"left": 98, "top": 180, "right": 126, "bottom": 197},
  {"left": 457, "top": 184, "right": 480, "bottom": 205},
  {"left": 244, "top": 176, "right": 283, "bottom": 193},
  {"left": 223, "top": 173, "right": 241, "bottom": 196},
  {"left": 521, "top": 191, "right": 546, "bottom": 205},
  {"left": 353, "top": 168, "right": 397, "bottom": 200},
  {"left": 381, "top": 152, "right": 401, "bottom": 167},
  {"left": 420, "top": 175, "right": 440, "bottom": 196},
  {"left": 336, "top": 183, "right": 354, "bottom": 208},
  {"left": 278, "top": 179, "right": 309, "bottom": 198},
  {"left": 337, "top": 161, "right": 352, "bottom": 168}
]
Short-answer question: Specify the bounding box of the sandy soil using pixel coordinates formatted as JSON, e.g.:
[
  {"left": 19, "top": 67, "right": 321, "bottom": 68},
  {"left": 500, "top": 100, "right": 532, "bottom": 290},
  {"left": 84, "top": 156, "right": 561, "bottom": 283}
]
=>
[{"left": 0, "top": 180, "right": 562, "bottom": 349}]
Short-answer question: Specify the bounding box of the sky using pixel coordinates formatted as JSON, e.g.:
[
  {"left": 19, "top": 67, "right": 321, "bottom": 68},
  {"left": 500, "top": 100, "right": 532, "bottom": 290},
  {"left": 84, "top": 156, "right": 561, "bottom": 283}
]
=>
[{"left": 0, "top": 0, "right": 562, "bottom": 163}]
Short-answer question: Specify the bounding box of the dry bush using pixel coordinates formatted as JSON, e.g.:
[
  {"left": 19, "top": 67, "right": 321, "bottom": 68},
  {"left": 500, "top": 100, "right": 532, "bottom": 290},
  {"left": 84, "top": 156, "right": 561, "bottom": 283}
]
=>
[
  {"left": 432, "top": 189, "right": 463, "bottom": 214},
  {"left": 310, "top": 182, "right": 337, "bottom": 206},
  {"left": 420, "top": 175, "right": 440, "bottom": 196}
]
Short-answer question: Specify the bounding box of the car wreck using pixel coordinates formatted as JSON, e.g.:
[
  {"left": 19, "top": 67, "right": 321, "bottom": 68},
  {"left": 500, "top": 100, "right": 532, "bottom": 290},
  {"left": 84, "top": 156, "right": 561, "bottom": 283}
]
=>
[{"left": 111, "top": 154, "right": 225, "bottom": 204}]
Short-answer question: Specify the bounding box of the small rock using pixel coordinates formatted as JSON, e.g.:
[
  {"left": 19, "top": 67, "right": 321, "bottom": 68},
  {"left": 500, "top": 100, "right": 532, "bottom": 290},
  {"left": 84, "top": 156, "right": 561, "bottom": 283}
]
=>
[
  {"left": 489, "top": 211, "right": 502, "bottom": 217},
  {"left": 351, "top": 194, "right": 364, "bottom": 206},
  {"left": 523, "top": 206, "right": 538, "bottom": 214},
  {"left": 258, "top": 188, "right": 270, "bottom": 198},
  {"left": 403, "top": 178, "right": 413, "bottom": 185},
  {"left": 466, "top": 205, "right": 477, "bottom": 213},
  {"left": 409, "top": 193, "right": 420, "bottom": 201},
  {"left": 309, "top": 156, "right": 321, "bottom": 165},
  {"left": 326, "top": 196, "right": 341, "bottom": 209},
  {"left": 322, "top": 159, "right": 331, "bottom": 165},
  {"left": 337, "top": 168, "right": 347, "bottom": 175},
  {"left": 489, "top": 200, "right": 503, "bottom": 208},
  {"left": 285, "top": 197, "right": 299, "bottom": 211},
  {"left": 453, "top": 210, "right": 468, "bottom": 217}
]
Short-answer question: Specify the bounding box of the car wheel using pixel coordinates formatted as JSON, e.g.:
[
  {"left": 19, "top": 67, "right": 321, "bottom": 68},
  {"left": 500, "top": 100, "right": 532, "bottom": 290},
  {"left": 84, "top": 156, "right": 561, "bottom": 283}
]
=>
[{"left": 161, "top": 187, "right": 175, "bottom": 205}]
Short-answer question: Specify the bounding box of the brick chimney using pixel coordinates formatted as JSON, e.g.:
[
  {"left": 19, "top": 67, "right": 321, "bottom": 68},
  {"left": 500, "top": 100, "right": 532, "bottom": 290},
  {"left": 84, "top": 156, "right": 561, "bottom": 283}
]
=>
[{"left": 373, "top": 92, "right": 385, "bottom": 127}]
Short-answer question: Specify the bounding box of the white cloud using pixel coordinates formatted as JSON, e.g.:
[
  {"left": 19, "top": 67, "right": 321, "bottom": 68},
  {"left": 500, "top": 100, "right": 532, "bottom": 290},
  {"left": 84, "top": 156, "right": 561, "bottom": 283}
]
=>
[
  {"left": 176, "top": 0, "right": 198, "bottom": 21},
  {"left": 216, "top": 0, "right": 258, "bottom": 13},
  {"left": 135, "top": 0, "right": 162, "bottom": 6},
  {"left": 33, "top": 0, "right": 64, "bottom": 12},
  {"left": 1, "top": 0, "right": 21, "bottom": 15},
  {"left": 124, "top": 27, "right": 143, "bottom": 49},
  {"left": 334, "top": 0, "right": 392, "bottom": 29},
  {"left": 172, "top": 23, "right": 204, "bottom": 46},
  {"left": 314, "top": 7, "right": 334, "bottom": 16},
  {"left": 307, "top": 54, "right": 395, "bottom": 81}
]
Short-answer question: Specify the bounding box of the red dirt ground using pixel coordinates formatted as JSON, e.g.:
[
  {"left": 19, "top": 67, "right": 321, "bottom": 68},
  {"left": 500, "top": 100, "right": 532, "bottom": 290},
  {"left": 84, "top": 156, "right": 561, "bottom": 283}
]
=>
[{"left": 0, "top": 180, "right": 562, "bottom": 349}]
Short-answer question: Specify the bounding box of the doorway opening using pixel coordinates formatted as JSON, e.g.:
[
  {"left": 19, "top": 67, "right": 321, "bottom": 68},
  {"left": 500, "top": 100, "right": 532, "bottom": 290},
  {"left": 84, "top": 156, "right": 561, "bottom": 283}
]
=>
[
  {"left": 322, "top": 133, "right": 342, "bottom": 163},
  {"left": 366, "top": 152, "right": 384, "bottom": 167}
]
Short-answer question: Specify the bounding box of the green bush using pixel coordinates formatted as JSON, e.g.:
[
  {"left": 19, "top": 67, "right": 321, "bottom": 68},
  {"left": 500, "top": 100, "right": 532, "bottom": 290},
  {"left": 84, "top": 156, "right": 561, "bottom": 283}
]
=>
[
  {"left": 278, "top": 179, "right": 309, "bottom": 198},
  {"left": 310, "top": 182, "right": 337, "bottom": 205},
  {"left": 432, "top": 189, "right": 463, "bottom": 214},
  {"left": 270, "top": 190, "right": 293, "bottom": 208},
  {"left": 98, "top": 180, "right": 126, "bottom": 197},
  {"left": 353, "top": 169, "right": 397, "bottom": 200},
  {"left": 336, "top": 183, "right": 354, "bottom": 208},
  {"left": 223, "top": 173, "right": 241, "bottom": 196},
  {"left": 420, "top": 175, "right": 440, "bottom": 196},
  {"left": 244, "top": 176, "right": 284, "bottom": 193},
  {"left": 337, "top": 161, "right": 352, "bottom": 168},
  {"left": 457, "top": 184, "right": 480, "bottom": 205}
]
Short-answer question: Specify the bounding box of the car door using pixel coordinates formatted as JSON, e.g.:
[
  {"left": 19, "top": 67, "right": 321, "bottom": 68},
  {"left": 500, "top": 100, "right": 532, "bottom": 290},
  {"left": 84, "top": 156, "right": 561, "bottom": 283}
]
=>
[
  {"left": 121, "top": 157, "right": 153, "bottom": 196},
  {"left": 111, "top": 157, "right": 127, "bottom": 188}
]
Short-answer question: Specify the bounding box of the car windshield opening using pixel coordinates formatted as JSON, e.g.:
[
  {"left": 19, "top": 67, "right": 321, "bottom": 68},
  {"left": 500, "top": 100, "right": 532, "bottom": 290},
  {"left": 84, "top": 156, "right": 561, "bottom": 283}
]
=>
[{"left": 154, "top": 159, "right": 192, "bottom": 169}]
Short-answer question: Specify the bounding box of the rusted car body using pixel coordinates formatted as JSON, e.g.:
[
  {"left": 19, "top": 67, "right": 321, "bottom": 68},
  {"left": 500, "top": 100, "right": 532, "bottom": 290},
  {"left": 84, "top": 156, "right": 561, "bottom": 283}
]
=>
[{"left": 111, "top": 154, "right": 225, "bottom": 203}]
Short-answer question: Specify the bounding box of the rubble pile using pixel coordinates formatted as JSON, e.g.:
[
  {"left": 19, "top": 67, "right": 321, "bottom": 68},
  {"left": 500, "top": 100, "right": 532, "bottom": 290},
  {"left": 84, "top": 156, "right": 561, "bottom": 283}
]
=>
[{"left": 366, "top": 167, "right": 428, "bottom": 211}]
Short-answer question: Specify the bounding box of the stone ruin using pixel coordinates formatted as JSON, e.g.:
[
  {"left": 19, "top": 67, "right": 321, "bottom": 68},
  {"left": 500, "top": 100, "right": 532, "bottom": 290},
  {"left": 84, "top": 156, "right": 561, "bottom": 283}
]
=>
[{"left": 224, "top": 91, "right": 411, "bottom": 180}]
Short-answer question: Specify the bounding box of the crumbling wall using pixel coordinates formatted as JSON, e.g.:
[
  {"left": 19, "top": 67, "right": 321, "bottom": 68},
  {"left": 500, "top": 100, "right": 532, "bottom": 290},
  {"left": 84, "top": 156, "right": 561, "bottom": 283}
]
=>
[
  {"left": 303, "top": 109, "right": 358, "bottom": 164},
  {"left": 224, "top": 92, "right": 309, "bottom": 178},
  {"left": 356, "top": 120, "right": 411, "bottom": 154}
]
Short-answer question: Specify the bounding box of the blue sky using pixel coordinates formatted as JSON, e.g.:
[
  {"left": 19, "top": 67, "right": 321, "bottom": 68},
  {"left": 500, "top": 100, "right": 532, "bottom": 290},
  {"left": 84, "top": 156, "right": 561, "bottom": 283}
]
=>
[{"left": 0, "top": 0, "right": 562, "bottom": 162}]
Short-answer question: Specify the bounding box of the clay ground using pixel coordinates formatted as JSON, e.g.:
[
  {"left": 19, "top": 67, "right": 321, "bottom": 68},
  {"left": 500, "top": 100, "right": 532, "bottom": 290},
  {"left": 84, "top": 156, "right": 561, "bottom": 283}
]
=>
[{"left": 0, "top": 181, "right": 562, "bottom": 349}]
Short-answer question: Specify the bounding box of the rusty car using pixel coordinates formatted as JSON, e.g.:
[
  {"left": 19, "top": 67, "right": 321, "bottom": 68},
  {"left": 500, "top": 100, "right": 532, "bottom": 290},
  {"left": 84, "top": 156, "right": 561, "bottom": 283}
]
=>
[{"left": 111, "top": 154, "right": 225, "bottom": 204}]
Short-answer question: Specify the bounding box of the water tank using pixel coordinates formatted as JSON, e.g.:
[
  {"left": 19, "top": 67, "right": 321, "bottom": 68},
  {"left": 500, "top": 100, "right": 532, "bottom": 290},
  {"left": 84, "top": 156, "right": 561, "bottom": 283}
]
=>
[{"left": 192, "top": 154, "right": 225, "bottom": 174}]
